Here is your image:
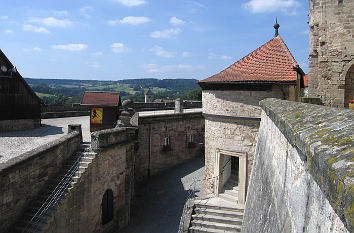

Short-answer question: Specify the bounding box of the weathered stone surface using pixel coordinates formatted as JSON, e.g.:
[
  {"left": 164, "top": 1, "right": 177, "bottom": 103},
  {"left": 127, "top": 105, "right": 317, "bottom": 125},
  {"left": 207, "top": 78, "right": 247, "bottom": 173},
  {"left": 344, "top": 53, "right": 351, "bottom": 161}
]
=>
[
  {"left": 242, "top": 98, "right": 353, "bottom": 232},
  {"left": 308, "top": 0, "right": 354, "bottom": 107}
]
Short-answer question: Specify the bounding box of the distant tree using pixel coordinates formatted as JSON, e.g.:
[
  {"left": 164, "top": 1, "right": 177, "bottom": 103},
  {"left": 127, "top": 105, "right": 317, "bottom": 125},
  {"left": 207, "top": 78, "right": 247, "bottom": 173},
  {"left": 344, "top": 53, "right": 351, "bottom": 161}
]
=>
[{"left": 187, "top": 89, "right": 202, "bottom": 100}]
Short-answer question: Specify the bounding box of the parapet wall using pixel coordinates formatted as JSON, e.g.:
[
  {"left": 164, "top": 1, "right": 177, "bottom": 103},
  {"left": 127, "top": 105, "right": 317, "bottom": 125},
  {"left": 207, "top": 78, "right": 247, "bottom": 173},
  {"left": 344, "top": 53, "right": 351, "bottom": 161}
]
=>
[
  {"left": 0, "top": 131, "right": 81, "bottom": 232},
  {"left": 242, "top": 98, "right": 353, "bottom": 232},
  {"left": 42, "top": 127, "right": 137, "bottom": 233},
  {"left": 132, "top": 101, "right": 201, "bottom": 112},
  {"left": 41, "top": 104, "right": 90, "bottom": 119},
  {"left": 135, "top": 111, "right": 204, "bottom": 181}
]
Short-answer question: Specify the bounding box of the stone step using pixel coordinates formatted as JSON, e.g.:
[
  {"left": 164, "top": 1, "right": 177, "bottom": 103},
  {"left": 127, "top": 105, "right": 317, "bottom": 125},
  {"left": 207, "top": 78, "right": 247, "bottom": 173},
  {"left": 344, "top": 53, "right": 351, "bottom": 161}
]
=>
[
  {"left": 222, "top": 189, "right": 239, "bottom": 198},
  {"left": 194, "top": 200, "right": 244, "bottom": 212},
  {"left": 218, "top": 192, "right": 238, "bottom": 202},
  {"left": 223, "top": 183, "right": 239, "bottom": 191},
  {"left": 189, "top": 226, "right": 237, "bottom": 233},
  {"left": 190, "top": 220, "right": 241, "bottom": 232},
  {"left": 194, "top": 206, "right": 243, "bottom": 218},
  {"left": 192, "top": 213, "right": 243, "bottom": 225}
]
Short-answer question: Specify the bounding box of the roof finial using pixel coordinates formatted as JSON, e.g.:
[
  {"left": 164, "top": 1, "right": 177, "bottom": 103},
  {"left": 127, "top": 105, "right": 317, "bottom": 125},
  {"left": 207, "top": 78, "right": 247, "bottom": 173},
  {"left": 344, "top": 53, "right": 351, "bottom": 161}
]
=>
[{"left": 274, "top": 17, "right": 280, "bottom": 37}]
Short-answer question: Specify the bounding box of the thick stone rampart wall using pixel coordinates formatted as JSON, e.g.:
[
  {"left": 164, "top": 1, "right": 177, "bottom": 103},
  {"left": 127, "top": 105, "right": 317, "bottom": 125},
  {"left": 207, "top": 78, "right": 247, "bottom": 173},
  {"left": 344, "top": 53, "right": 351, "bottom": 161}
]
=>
[
  {"left": 242, "top": 98, "right": 353, "bottom": 232},
  {"left": 42, "top": 127, "right": 137, "bottom": 233},
  {"left": 135, "top": 112, "right": 204, "bottom": 181},
  {"left": 0, "top": 131, "right": 81, "bottom": 232}
]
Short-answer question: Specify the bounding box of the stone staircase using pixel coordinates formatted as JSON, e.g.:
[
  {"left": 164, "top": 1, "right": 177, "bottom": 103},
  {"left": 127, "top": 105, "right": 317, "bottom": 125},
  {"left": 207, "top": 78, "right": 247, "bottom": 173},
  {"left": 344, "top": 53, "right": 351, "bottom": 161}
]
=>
[
  {"left": 189, "top": 198, "right": 244, "bottom": 232},
  {"left": 9, "top": 142, "right": 96, "bottom": 233}
]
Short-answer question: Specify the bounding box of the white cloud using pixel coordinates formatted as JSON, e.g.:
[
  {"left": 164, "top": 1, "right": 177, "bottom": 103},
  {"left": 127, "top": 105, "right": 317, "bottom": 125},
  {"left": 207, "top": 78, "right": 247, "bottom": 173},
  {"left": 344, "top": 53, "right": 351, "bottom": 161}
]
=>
[
  {"left": 23, "top": 24, "right": 50, "bottom": 34},
  {"left": 142, "top": 63, "right": 204, "bottom": 73},
  {"left": 182, "top": 51, "right": 190, "bottom": 57},
  {"left": 91, "top": 62, "right": 101, "bottom": 69},
  {"left": 29, "top": 17, "right": 72, "bottom": 28},
  {"left": 209, "top": 52, "right": 232, "bottom": 60},
  {"left": 53, "top": 10, "right": 69, "bottom": 16},
  {"left": 33, "top": 46, "right": 42, "bottom": 51},
  {"left": 302, "top": 29, "right": 309, "bottom": 35},
  {"left": 150, "top": 28, "right": 181, "bottom": 39},
  {"left": 80, "top": 6, "right": 93, "bottom": 18},
  {"left": 0, "top": 16, "right": 9, "bottom": 20},
  {"left": 111, "top": 0, "right": 147, "bottom": 7},
  {"left": 111, "top": 43, "right": 131, "bottom": 53},
  {"left": 24, "top": 46, "right": 42, "bottom": 52},
  {"left": 150, "top": 46, "right": 174, "bottom": 58},
  {"left": 108, "top": 16, "right": 150, "bottom": 25},
  {"left": 190, "top": 1, "right": 207, "bottom": 9},
  {"left": 221, "top": 55, "right": 232, "bottom": 60},
  {"left": 169, "top": 17, "right": 185, "bottom": 26},
  {"left": 243, "top": 0, "right": 300, "bottom": 14},
  {"left": 52, "top": 44, "right": 87, "bottom": 51},
  {"left": 5, "top": 29, "right": 14, "bottom": 34},
  {"left": 92, "top": 51, "right": 103, "bottom": 56}
]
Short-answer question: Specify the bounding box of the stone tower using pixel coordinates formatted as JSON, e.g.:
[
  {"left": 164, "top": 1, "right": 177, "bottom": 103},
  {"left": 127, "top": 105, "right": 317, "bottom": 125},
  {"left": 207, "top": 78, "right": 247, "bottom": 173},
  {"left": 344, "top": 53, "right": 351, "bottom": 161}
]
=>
[
  {"left": 308, "top": 0, "right": 354, "bottom": 107},
  {"left": 144, "top": 88, "right": 154, "bottom": 103}
]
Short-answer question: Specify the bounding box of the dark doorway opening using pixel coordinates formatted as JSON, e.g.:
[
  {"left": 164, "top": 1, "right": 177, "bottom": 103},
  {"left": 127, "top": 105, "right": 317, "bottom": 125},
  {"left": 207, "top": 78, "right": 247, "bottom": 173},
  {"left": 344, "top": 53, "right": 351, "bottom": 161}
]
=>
[
  {"left": 231, "top": 156, "right": 239, "bottom": 185},
  {"left": 102, "top": 189, "right": 114, "bottom": 225}
]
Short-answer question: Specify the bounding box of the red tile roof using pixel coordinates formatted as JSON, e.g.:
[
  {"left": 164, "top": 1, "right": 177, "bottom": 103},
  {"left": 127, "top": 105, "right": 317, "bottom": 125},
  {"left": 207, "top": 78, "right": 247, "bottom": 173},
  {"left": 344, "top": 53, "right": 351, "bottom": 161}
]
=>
[
  {"left": 304, "top": 74, "right": 309, "bottom": 87},
  {"left": 81, "top": 91, "right": 121, "bottom": 106},
  {"left": 199, "top": 36, "right": 299, "bottom": 84}
]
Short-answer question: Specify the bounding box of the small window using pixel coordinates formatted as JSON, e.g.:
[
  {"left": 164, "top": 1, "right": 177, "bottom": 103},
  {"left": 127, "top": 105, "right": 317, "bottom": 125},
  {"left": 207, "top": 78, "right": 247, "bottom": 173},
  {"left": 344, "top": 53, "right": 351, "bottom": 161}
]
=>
[
  {"left": 162, "top": 136, "right": 171, "bottom": 151},
  {"left": 338, "top": 0, "right": 343, "bottom": 5},
  {"left": 187, "top": 135, "right": 196, "bottom": 148},
  {"left": 163, "top": 136, "right": 170, "bottom": 146}
]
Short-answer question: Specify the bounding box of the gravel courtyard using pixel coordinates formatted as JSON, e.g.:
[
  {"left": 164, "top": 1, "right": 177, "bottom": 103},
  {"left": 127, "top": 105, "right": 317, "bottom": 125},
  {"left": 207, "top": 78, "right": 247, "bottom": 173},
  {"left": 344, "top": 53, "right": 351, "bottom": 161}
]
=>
[
  {"left": 120, "top": 156, "right": 205, "bottom": 233},
  {"left": 0, "top": 116, "right": 90, "bottom": 164}
]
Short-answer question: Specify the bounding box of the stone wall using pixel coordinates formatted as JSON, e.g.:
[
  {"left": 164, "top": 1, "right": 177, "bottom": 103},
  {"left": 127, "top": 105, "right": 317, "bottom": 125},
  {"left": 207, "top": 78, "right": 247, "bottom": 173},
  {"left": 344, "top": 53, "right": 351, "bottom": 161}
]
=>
[
  {"left": 0, "top": 118, "right": 40, "bottom": 132},
  {"left": 308, "top": 0, "right": 354, "bottom": 107},
  {"left": 42, "top": 104, "right": 90, "bottom": 119},
  {"left": 132, "top": 101, "right": 202, "bottom": 112},
  {"left": 202, "top": 87, "right": 285, "bottom": 195},
  {"left": 242, "top": 98, "right": 353, "bottom": 232},
  {"left": 0, "top": 131, "right": 81, "bottom": 232},
  {"left": 135, "top": 112, "right": 204, "bottom": 181},
  {"left": 42, "top": 127, "right": 137, "bottom": 233}
]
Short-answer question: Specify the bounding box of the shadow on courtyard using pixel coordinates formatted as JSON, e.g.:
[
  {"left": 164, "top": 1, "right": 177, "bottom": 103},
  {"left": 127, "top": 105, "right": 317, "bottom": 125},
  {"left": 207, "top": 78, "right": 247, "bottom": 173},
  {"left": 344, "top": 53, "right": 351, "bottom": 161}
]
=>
[{"left": 120, "top": 156, "right": 205, "bottom": 233}]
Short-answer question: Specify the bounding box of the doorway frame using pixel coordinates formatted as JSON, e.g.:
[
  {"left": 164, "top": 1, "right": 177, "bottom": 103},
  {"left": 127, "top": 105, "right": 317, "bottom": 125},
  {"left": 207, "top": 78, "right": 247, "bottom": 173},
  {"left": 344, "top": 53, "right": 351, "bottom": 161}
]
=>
[{"left": 214, "top": 149, "right": 247, "bottom": 204}]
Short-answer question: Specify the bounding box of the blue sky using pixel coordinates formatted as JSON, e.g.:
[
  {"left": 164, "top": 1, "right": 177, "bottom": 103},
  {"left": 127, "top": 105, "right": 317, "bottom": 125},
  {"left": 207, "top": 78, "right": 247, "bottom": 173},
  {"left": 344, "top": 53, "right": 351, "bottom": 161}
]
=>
[{"left": 0, "top": 0, "right": 309, "bottom": 80}]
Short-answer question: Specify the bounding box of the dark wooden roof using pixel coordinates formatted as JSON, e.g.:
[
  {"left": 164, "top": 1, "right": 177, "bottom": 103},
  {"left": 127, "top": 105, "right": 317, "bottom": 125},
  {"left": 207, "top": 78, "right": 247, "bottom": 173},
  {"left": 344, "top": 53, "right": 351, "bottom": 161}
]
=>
[
  {"left": 81, "top": 91, "right": 121, "bottom": 106},
  {"left": 0, "top": 49, "right": 42, "bottom": 105}
]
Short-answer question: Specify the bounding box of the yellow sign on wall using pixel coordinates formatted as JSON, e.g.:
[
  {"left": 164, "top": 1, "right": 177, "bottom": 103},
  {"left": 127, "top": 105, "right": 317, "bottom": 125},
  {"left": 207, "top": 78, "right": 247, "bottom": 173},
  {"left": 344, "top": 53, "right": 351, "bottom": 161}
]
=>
[{"left": 91, "top": 108, "right": 103, "bottom": 124}]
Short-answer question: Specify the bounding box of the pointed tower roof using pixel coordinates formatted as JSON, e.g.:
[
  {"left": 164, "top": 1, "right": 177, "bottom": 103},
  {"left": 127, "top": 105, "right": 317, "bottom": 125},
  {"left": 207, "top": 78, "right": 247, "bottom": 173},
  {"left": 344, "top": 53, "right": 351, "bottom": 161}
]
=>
[
  {"left": 199, "top": 36, "right": 299, "bottom": 85},
  {"left": 146, "top": 88, "right": 154, "bottom": 95}
]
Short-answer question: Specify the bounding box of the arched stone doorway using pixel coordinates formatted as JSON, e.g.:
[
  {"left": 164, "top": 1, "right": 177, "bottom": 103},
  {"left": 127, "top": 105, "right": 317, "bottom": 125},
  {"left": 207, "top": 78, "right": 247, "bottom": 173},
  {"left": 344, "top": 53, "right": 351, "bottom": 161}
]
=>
[
  {"left": 101, "top": 189, "right": 114, "bottom": 225},
  {"left": 344, "top": 64, "right": 354, "bottom": 108}
]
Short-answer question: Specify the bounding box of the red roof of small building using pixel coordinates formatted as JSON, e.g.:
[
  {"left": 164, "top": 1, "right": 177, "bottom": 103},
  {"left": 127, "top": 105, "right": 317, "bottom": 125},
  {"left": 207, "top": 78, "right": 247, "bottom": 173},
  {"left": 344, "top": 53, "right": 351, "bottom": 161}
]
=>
[
  {"left": 304, "top": 74, "right": 309, "bottom": 87},
  {"left": 199, "top": 36, "right": 299, "bottom": 84},
  {"left": 81, "top": 91, "right": 121, "bottom": 106}
]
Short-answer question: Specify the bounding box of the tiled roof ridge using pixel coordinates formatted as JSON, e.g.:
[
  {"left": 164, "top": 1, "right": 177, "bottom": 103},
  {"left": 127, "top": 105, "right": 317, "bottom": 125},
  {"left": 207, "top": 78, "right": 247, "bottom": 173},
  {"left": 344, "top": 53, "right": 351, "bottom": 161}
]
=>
[{"left": 199, "top": 35, "right": 299, "bottom": 84}]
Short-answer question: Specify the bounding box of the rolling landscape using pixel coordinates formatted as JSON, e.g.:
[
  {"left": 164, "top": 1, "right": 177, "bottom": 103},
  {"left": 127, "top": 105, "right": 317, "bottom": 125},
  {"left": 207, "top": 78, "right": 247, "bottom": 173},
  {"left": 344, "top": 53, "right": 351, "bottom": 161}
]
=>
[{"left": 25, "top": 78, "right": 202, "bottom": 104}]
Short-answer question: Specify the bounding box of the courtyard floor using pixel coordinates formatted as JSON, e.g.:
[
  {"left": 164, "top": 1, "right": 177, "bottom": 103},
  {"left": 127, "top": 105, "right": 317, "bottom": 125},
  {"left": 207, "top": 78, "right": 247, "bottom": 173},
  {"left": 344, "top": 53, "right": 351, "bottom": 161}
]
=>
[
  {"left": 120, "top": 156, "right": 205, "bottom": 233},
  {"left": 0, "top": 116, "right": 90, "bottom": 164}
]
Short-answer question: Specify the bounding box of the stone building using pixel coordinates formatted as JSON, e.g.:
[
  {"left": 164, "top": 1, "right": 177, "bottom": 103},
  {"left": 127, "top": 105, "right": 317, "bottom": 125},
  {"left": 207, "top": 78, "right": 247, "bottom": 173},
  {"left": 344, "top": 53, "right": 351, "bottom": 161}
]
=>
[
  {"left": 308, "top": 0, "right": 354, "bottom": 107},
  {"left": 198, "top": 32, "right": 305, "bottom": 204},
  {"left": 144, "top": 88, "right": 155, "bottom": 103},
  {"left": 0, "top": 49, "right": 42, "bottom": 132},
  {"left": 81, "top": 91, "right": 121, "bottom": 131}
]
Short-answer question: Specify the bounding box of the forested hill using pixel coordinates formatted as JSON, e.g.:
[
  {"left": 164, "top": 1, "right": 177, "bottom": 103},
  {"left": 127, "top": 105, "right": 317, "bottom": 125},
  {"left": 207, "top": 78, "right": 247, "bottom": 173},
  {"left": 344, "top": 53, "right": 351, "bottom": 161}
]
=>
[{"left": 24, "top": 78, "right": 201, "bottom": 104}]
